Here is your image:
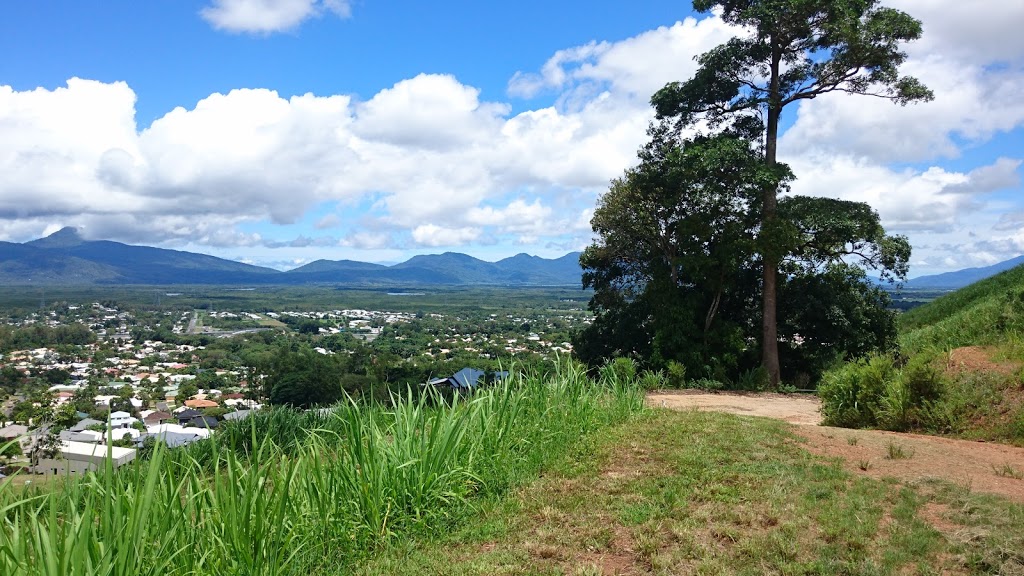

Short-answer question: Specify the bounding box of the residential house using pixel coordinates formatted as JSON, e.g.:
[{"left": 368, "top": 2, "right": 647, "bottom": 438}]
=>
[
  {"left": 34, "top": 441, "right": 136, "bottom": 475},
  {"left": 186, "top": 416, "right": 219, "bottom": 429},
  {"left": 69, "top": 418, "right": 104, "bottom": 432},
  {"left": 175, "top": 409, "right": 202, "bottom": 424},
  {"left": 0, "top": 424, "right": 28, "bottom": 441},
  {"left": 427, "top": 368, "right": 509, "bottom": 391},
  {"left": 222, "top": 410, "right": 252, "bottom": 422},
  {"left": 109, "top": 411, "right": 138, "bottom": 429},
  {"left": 143, "top": 411, "right": 173, "bottom": 426}
]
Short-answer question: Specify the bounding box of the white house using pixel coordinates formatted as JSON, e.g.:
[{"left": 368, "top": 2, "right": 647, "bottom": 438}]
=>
[
  {"left": 34, "top": 441, "right": 136, "bottom": 475},
  {"left": 109, "top": 411, "right": 138, "bottom": 429}
]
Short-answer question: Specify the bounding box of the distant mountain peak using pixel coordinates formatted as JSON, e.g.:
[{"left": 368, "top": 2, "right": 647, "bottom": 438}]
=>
[{"left": 28, "top": 227, "right": 86, "bottom": 248}]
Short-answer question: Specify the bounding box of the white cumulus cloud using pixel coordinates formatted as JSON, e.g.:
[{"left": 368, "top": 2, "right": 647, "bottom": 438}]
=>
[
  {"left": 200, "top": 0, "right": 351, "bottom": 34},
  {"left": 1, "top": 0, "right": 1022, "bottom": 273}
]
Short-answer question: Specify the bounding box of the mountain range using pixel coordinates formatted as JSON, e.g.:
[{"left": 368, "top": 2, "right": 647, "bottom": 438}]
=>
[
  {"left": 904, "top": 255, "right": 1024, "bottom": 289},
  {"left": 2, "top": 227, "right": 1020, "bottom": 289},
  {"left": 0, "top": 228, "right": 585, "bottom": 286}
]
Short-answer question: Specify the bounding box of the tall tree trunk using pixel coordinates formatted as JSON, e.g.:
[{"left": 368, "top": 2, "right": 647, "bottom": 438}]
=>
[{"left": 761, "top": 43, "right": 783, "bottom": 387}]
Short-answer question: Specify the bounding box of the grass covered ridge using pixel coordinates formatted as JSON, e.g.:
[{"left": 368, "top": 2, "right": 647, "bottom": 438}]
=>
[
  {"left": 357, "top": 409, "right": 1024, "bottom": 575},
  {"left": 899, "top": 263, "right": 1024, "bottom": 353},
  {"left": 819, "top": 264, "right": 1024, "bottom": 443},
  {"left": 0, "top": 361, "right": 643, "bottom": 576}
]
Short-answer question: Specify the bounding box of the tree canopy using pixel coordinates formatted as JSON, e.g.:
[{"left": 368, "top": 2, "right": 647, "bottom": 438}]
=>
[
  {"left": 649, "top": 0, "right": 932, "bottom": 385},
  {"left": 575, "top": 121, "right": 910, "bottom": 387}
]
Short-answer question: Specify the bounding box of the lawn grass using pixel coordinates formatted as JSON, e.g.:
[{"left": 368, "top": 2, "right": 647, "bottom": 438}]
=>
[{"left": 356, "top": 409, "right": 1024, "bottom": 575}]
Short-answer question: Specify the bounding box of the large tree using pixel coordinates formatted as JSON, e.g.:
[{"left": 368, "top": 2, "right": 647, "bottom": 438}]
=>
[
  {"left": 651, "top": 0, "right": 932, "bottom": 385},
  {"left": 266, "top": 345, "right": 346, "bottom": 409},
  {"left": 577, "top": 126, "right": 788, "bottom": 375},
  {"left": 577, "top": 127, "right": 911, "bottom": 386}
]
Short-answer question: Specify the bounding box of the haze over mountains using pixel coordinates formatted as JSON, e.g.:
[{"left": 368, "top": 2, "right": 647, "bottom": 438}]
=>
[{"left": 0, "top": 228, "right": 585, "bottom": 286}]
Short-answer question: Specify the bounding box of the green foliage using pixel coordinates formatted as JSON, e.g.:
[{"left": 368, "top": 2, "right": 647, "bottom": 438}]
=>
[
  {"left": 649, "top": 0, "right": 930, "bottom": 386},
  {"left": 576, "top": 128, "right": 784, "bottom": 380},
  {"left": 820, "top": 354, "right": 948, "bottom": 431},
  {"left": 176, "top": 380, "right": 199, "bottom": 403},
  {"left": 689, "top": 378, "right": 726, "bottom": 391},
  {"left": 900, "top": 263, "right": 1024, "bottom": 353},
  {"left": 778, "top": 264, "right": 898, "bottom": 385},
  {"left": 833, "top": 263, "right": 1024, "bottom": 443},
  {"left": 637, "top": 370, "right": 665, "bottom": 391},
  {"left": 652, "top": 0, "right": 933, "bottom": 129},
  {"left": 665, "top": 361, "right": 686, "bottom": 389},
  {"left": 733, "top": 367, "right": 769, "bottom": 391},
  {"left": 0, "top": 440, "right": 21, "bottom": 459},
  {"left": 599, "top": 357, "right": 638, "bottom": 387},
  {"left": 0, "top": 322, "right": 96, "bottom": 353},
  {"left": 0, "top": 363, "right": 643, "bottom": 575}
]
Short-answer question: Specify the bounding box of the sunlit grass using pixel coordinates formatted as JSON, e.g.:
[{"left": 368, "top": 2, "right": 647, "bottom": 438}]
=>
[{"left": 0, "top": 359, "right": 643, "bottom": 575}]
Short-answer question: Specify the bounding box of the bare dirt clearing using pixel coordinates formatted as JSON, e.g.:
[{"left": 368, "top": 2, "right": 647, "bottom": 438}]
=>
[
  {"left": 647, "top": 390, "right": 1024, "bottom": 503},
  {"left": 646, "top": 390, "right": 823, "bottom": 425},
  {"left": 947, "top": 345, "right": 1022, "bottom": 376}
]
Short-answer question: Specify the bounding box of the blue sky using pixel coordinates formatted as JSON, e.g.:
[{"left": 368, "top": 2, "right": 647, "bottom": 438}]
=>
[{"left": 1, "top": 0, "right": 1023, "bottom": 275}]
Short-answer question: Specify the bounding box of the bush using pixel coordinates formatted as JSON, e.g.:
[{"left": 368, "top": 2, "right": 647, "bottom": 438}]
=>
[
  {"left": 733, "top": 367, "right": 769, "bottom": 392},
  {"left": 819, "top": 355, "right": 895, "bottom": 428},
  {"left": 689, "top": 378, "right": 725, "bottom": 391},
  {"left": 879, "top": 379, "right": 912, "bottom": 431},
  {"left": 600, "top": 357, "right": 638, "bottom": 387},
  {"left": 822, "top": 353, "right": 953, "bottom": 432},
  {"left": 902, "top": 354, "right": 944, "bottom": 405},
  {"left": 638, "top": 370, "right": 665, "bottom": 391},
  {"left": 665, "top": 361, "right": 687, "bottom": 389}
]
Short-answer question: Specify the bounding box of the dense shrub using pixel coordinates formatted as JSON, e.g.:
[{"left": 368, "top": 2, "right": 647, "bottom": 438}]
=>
[
  {"left": 820, "top": 354, "right": 945, "bottom": 431},
  {"left": 665, "top": 361, "right": 687, "bottom": 389}
]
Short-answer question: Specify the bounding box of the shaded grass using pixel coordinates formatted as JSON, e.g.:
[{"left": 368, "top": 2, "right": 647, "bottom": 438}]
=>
[{"left": 356, "top": 410, "right": 1024, "bottom": 575}]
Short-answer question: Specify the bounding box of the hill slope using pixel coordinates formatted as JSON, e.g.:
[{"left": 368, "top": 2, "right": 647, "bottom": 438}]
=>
[
  {"left": 899, "top": 261, "right": 1024, "bottom": 351},
  {"left": 0, "top": 228, "right": 279, "bottom": 285}
]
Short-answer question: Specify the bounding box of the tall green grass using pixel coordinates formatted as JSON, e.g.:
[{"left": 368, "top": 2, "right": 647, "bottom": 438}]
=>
[
  {"left": 900, "top": 263, "right": 1024, "bottom": 353},
  {"left": 0, "top": 360, "right": 642, "bottom": 575}
]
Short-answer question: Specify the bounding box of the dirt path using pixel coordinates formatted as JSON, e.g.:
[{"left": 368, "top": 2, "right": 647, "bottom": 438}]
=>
[
  {"left": 647, "top": 390, "right": 1024, "bottom": 503},
  {"left": 647, "top": 390, "right": 823, "bottom": 425}
]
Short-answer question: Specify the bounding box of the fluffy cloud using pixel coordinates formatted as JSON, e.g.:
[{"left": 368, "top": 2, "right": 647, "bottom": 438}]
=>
[
  {"left": 1, "top": 1, "right": 1022, "bottom": 273},
  {"left": 780, "top": 57, "right": 1024, "bottom": 164},
  {"left": 887, "top": 0, "right": 1024, "bottom": 64},
  {"left": 786, "top": 156, "right": 1022, "bottom": 233},
  {"left": 508, "top": 16, "right": 738, "bottom": 102},
  {"left": 0, "top": 76, "right": 608, "bottom": 252},
  {"left": 411, "top": 224, "right": 483, "bottom": 248},
  {"left": 200, "top": 0, "right": 351, "bottom": 34}
]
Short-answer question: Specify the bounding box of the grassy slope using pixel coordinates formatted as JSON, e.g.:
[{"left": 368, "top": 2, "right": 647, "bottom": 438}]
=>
[
  {"left": 884, "top": 264, "right": 1024, "bottom": 443},
  {"left": 358, "top": 410, "right": 1024, "bottom": 576},
  {"left": 900, "top": 263, "right": 1024, "bottom": 353}
]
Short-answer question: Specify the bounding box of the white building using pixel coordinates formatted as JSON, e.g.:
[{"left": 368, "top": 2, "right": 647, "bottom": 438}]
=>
[{"left": 34, "top": 441, "right": 137, "bottom": 475}]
